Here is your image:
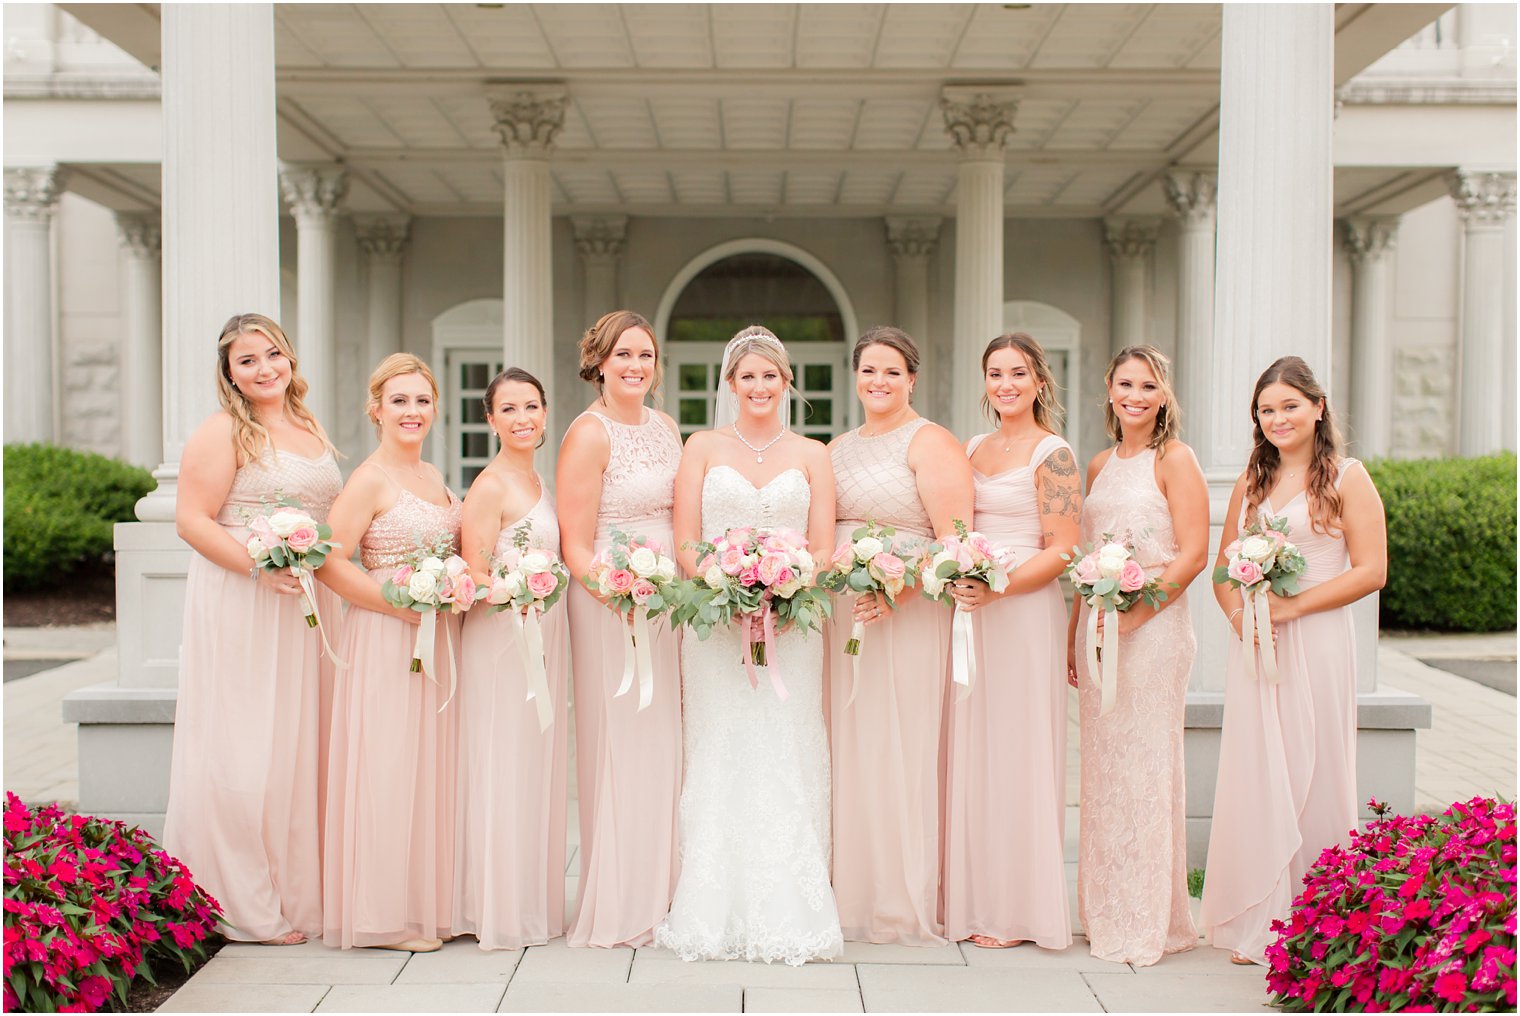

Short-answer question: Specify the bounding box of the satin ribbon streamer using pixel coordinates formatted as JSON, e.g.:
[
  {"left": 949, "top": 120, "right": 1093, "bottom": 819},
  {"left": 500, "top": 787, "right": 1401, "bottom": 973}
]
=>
[
  {"left": 1240, "top": 585, "right": 1281, "bottom": 685},
  {"left": 613, "top": 609, "right": 656, "bottom": 712},
  {"left": 741, "top": 611, "right": 789, "bottom": 702},
  {"left": 843, "top": 613, "right": 867, "bottom": 709},
  {"left": 1086, "top": 599, "right": 1119, "bottom": 717},
  {"left": 289, "top": 563, "right": 346, "bottom": 667},
  {"left": 501, "top": 606, "right": 554, "bottom": 733},
  {"left": 951, "top": 605, "right": 976, "bottom": 701},
  {"left": 411, "top": 607, "right": 458, "bottom": 714}
]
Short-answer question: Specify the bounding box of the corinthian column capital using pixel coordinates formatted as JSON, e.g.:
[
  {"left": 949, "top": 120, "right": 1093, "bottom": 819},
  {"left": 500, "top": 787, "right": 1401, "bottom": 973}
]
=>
[
  {"left": 1103, "top": 217, "right": 1162, "bottom": 262},
  {"left": 1449, "top": 170, "right": 1517, "bottom": 227},
  {"left": 488, "top": 86, "right": 568, "bottom": 159},
  {"left": 279, "top": 164, "right": 348, "bottom": 225},
  {"left": 115, "top": 211, "right": 162, "bottom": 259},
  {"left": 1161, "top": 172, "right": 1218, "bottom": 228},
  {"left": 571, "top": 215, "right": 627, "bottom": 263},
  {"left": 940, "top": 87, "right": 1018, "bottom": 159},
  {"left": 353, "top": 213, "right": 412, "bottom": 262},
  {"left": 885, "top": 216, "right": 942, "bottom": 262},
  {"left": 1342, "top": 216, "right": 1399, "bottom": 266},
  {"left": 4, "top": 166, "right": 66, "bottom": 223}
]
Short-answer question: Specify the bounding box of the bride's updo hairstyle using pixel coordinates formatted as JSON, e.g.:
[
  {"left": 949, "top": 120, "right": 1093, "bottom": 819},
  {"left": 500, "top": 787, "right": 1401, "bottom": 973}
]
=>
[
  {"left": 578, "top": 309, "right": 662, "bottom": 401},
  {"left": 1245, "top": 356, "right": 1344, "bottom": 535}
]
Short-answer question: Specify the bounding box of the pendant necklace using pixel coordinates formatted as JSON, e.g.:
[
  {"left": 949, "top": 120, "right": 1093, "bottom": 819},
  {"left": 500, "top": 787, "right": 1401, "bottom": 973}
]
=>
[{"left": 732, "top": 424, "right": 784, "bottom": 463}]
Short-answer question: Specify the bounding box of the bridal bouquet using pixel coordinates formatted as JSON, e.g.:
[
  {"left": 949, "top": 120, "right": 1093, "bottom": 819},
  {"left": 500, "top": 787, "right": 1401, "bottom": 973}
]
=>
[
  {"left": 483, "top": 524, "right": 571, "bottom": 731},
  {"left": 381, "top": 535, "right": 477, "bottom": 710},
  {"left": 1063, "top": 535, "right": 1171, "bottom": 717},
  {"left": 817, "top": 520, "right": 919, "bottom": 706},
  {"left": 243, "top": 496, "right": 343, "bottom": 662},
  {"left": 671, "top": 526, "right": 830, "bottom": 701},
  {"left": 582, "top": 530, "right": 678, "bottom": 711},
  {"left": 917, "top": 519, "right": 1015, "bottom": 700},
  {"left": 1213, "top": 514, "right": 1306, "bottom": 685}
]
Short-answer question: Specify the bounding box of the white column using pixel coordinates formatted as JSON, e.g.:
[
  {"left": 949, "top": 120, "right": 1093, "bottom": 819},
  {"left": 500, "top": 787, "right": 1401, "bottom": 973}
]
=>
[
  {"left": 942, "top": 88, "right": 1016, "bottom": 441},
  {"left": 1449, "top": 170, "right": 1516, "bottom": 456},
  {"left": 115, "top": 211, "right": 163, "bottom": 470},
  {"left": 886, "top": 217, "right": 942, "bottom": 419},
  {"left": 353, "top": 214, "right": 410, "bottom": 369},
  {"left": 572, "top": 215, "right": 626, "bottom": 327},
  {"left": 1343, "top": 216, "right": 1399, "bottom": 458},
  {"left": 1162, "top": 171, "right": 1218, "bottom": 457},
  {"left": 279, "top": 164, "right": 347, "bottom": 431},
  {"left": 1103, "top": 217, "right": 1161, "bottom": 355},
  {"left": 4, "top": 167, "right": 64, "bottom": 445}
]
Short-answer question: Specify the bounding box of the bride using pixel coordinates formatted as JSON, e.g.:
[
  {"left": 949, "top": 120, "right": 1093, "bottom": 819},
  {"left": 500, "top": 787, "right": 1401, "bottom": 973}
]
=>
[{"left": 655, "top": 325, "right": 844, "bottom": 965}]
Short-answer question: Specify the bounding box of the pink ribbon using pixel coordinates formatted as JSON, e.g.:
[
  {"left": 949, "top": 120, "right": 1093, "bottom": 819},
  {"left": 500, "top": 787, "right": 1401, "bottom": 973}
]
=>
[{"left": 741, "top": 610, "right": 789, "bottom": 702}]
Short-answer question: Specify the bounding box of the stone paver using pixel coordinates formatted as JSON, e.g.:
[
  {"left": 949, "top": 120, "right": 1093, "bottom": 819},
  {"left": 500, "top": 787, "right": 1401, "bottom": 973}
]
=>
[
  {"left": 743, "top": 986, "right": 866, "bottom": 1012},
  {"left": 627, "top": 951, "right": 859, "bottom": 988},
  {"left": 957, "top": 938, "right": 1124, "bottom": 973},
  {"left": 1083, "top": 970, "right": 1275, "bottom": 1011},
  {"left": 498, "top": 982, "right": 741, "bottom": 1012},
  {"left": 393, "top": 938, "right": 524, "bottom": 983},
  {"left": 840, "top": 941, "right": 964, "bottom": 965},
  {"left": 155, "top": 982, "right": 331, "bottom": 1012},
  {"left": 315, "top": 983, "right": 508, "bottom": 1012},
  {"left": 856, "top": 966, "right": 1104, "bottom": 1013},
  {"left": 509, "top": 937, "right": 632, "bottom": 984},
  {"left": 191, "top": 954, "right": 408, "bottom": 985}
]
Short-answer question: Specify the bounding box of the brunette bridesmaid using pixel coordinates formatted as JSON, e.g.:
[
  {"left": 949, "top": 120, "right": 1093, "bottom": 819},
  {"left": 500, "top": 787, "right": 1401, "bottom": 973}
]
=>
[
  {"left": 1201, "top": 357, "right": 1387, "bottom": 966},
  {"left": 825, "top": 326, "right": 973, "bottom": 945},
  {"left": 164, "top": 313, "right": 340, "bottom": 946},
  {"left": 453, "top": 368, "right": 569, "bottom": 950},
  {"left": 943, "top": 334, "right": 1080, "bottom": 951},
  {"left": 557, "top": 310, "right": 683, "bottom": 948},
  {"left": 1070, "top": 345, "right": 1208, "bottom": 966},
  {"left": 318, "top": 354, "right": 464, "bottom": 952}
]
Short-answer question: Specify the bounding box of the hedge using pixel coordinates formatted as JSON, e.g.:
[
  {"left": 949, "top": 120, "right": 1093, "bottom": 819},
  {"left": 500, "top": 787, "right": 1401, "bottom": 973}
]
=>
[
  {"left": 3, "top": 444, "right": 154, "bottom": 592},
  {"left": 1366, "top": 452, "right": 1515, "bottom": 633}
]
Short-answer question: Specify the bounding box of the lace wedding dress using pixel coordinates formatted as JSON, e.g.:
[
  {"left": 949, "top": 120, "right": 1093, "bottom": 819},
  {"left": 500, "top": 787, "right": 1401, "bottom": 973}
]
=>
[{"left": 654, "top": 465, "right": 843, "bottom": 965}]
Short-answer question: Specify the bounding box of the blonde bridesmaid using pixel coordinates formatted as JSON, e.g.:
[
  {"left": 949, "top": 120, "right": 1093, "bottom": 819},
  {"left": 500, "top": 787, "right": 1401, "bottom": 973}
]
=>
[
  {"left": 825, "top": 325, "right": 973, "bottom": 945},
  {"left": 1201, "top": 357, "right": 1387, "bottom": 966},
  {"left": 558, "top": 310, "right": 683, "bottom": 948},
  {"left": 453, "top": 368, "right": 569, "bottom": 950},
  {"left": 943, "top": 334, "right": 1080, "bottom": 951},
  {"left": 318, "top": 354, "right": 463, "bottom": 952},
  {"left": 164, "top": 313, "right": 340, "bottom": 946}
]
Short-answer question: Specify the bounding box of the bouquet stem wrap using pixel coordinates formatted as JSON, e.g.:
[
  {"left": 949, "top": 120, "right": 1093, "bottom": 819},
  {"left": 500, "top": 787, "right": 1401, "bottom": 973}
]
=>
[
  {"left": 289, "top": 563, "right": 346, "bottom": 667},
  {"left": 951, "top": 605, "right": 976, "bottom": 701},
  {"left": 1240, "top": 586, "right": 1281, "bottom": 684},
  {"left": 1086, "top": 599, "right": 1119, "bottom": 717},
  {"left": 613, "top": 609, "right": 656, "bottom": 712},
  {"left": 411, "top": 607, "right": 458, "bottom": 713},
  {"left": 842, "top": 607, "right": 868, "bottom": 709},
  {"left": 503, "top": 606, "right": 554, "bottom": 733},
  {"left": 741, "top": 611, "right": 788, "bottom": 702}
]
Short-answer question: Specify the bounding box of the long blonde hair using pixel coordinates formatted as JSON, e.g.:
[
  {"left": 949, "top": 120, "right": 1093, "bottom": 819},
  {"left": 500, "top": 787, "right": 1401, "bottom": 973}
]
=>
[
  {"left": 1103, "top": 344, "right": 1180, "bottom": 456},
  {"left": 215, "top": 313, "right": 333, "bottom": 464}
]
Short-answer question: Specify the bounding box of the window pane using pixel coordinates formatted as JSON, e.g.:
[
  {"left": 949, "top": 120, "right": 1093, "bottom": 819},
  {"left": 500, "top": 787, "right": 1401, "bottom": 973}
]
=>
[
  {"left": 678, "top": 398, "right": 709, "bottom": 427},
  {"left": 461, "top": 363, "right": 489, "bottom": 389},
  {"left": 810, "top": 398, "right": 832, "bottom": 426},
  {"left": 463, "top": 465, "right": 483, "bottom": 488},
  {"left": 462, "top": 431, "right": 490, "bottom": 459},
  {"left": 803, "top": 364, "right": 832, "bottom": 391},
  {"left": 678, "top": 364, "right": 708, "bottom": 392},
  {"left": 462, "top": 396, "right": 485, "bottom": 424}
]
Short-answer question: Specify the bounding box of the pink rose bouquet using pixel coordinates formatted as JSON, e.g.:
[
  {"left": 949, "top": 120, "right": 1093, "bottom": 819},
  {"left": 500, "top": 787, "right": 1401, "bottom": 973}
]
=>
[
  {"left": 482, "top": 523, "right": 571, "bottom": 731},
  {"left": 917, "top": 518, "right": 1015, "bottom": 699},
  {"left": 242, "top": 497, "right": 339, "bottom": 632},
  {"left": 581, "top": 530, "right": 679, "bottom": 710},
  {"left": 1062, "top": 534, "right": 1171, "bottom": 717},
  {"left": 380, "top": 532, "right": 475, "bottom": 708},
  {"left": 1213, "top": 513, "right": 1306, "bottom": 684},
  {"left": 816, "top": 520, "right": 924, "bottom": 706}
]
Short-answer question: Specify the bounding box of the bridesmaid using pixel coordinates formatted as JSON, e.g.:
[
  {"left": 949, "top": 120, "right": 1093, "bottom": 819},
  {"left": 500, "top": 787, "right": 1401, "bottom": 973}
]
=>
[
  {"left": 164, "top": 313, "right": 339, "bottom": 946},
  {"left": 318, "top": 353, "right": 463, "bottom": 952},
  {"left": 1201, "top": 357, "right": 1387, "bottom": 966},
  {"left": 943, "top": 333, "right": 1080, "bottom": 951},
  {"left": 453, "top": 368, "right": 569, "bottom": 950},
  {"left": 825, "top": 325, "right": 973, "bottom": 945},
  {"left": 1070, "top": 344, "right": 1208, "bottom": 967},
  {"left": 557, "top": 310, "right": 683, "bottom": 948}
]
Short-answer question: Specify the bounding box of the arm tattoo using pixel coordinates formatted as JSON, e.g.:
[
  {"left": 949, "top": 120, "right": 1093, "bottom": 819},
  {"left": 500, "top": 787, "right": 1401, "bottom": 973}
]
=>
[{"left": 1038, "top": 449, "right": 1082, "bottom": 523}]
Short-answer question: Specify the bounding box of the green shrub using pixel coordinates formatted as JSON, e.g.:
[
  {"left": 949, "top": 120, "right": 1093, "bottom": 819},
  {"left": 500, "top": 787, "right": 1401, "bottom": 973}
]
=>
[
  {"left": 3, "top": 444, "right": 154, "bottom": 592},
  {"left": 1365, "top": 452, "right": 1515, "bottom": 633}
]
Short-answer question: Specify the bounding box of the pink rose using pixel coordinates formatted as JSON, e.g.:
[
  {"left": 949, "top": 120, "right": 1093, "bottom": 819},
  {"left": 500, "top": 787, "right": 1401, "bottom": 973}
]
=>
[
  {"left": 453, "top": 573, "right": 478, "bottom": 608},
  {"left": 873, "top": 553, "right": 906, "bottom": 581},
  {"left": 1228, "top": 559, "right": 1264, "bottom": 587},
  {"left": 393, "top": 564, "right": 414, "bottom": 585},
  {"left": 1224, "top": 539, "right": 1242, "bottom": 558},
  {"left": 607, "top": 568, "right": 636, "bottom": 594},
  {"left": 738, "top": 565, "right": 761, "bottom": 587},
  {"left": 954, "top": 544, "right": 976, "bottom": 571},
  {"left": 719, "top": 545, "right": 747, "bottom": 576},
  {"left": 526, "top": 570, "right": 559, "bottom": 599},
  {"left": 968, "top": 533, "right": 995, "bottom": 559},
  {"left": 249, "top": 515, "right": 277, "bottom": 541},
  {"left": 756, "top": 553, "right": 788, "bottom": 586},
  {"left": 1073, "top": 554, "right": 1101, "bottom": 586},
  {"left": 286, "top": 526, "right": 319, "bottom": 554},
  {"left": 831, "top": 542, "right": 853, "bottom": 568},
  {"left": 1264, "top": 528, "right": 1287, "bottom": 545},
  {"left": 725, "top": 527, "right": 753, "bottom": 549},
  {"left": 1118, "top": 559, "right": 1147, "bottom": 593},
  {"left": 774, "top": 565, "right": 795, "bottom": 588},
  {"left": 762, "top": 535, "right": 789, "bottom": 554},
  {"left": 630, "top": 578, "right": 657, "bottom": 605}
]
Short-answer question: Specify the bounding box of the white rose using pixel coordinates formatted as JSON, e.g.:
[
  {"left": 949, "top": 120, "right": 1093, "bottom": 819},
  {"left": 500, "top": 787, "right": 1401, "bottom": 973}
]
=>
[
  {"left": 445, "top": 555, "right": 469, "bottom": 578},
  {"left": 1239, "top": 536, "right": 1273, "bottom": 563},
  {"left": 521, "top": 550, "right": 552, "bottom": 574},
  {"left": 1097, "top": 543, "right": 1129, "bottom": 579},
  {"left": 504, "top": 572, "right": 526, "bottom": 598},
  {"left": 775, "top": 577, "right": 802, "bottom": 598},
  {"left": 921, "top": 570, "right": 946, "bottom": 597},
  {"left": 247, "top": 537, "right": 269, "bottom": 561},
  {"left": 628, "top": 546, "right": 658, "bottom": 577},
  {"left": 486, "top": 577, "right": 513, "bottom": 605},
  {"left": 407, "top": 570, "right": 438, "bottom": 601},
  {"left": 853, "top": 536, "right": 884, "bottom": 560},
  {"left": 267, "top": 509, "right": 312, "bottom": 538},
  {"left": 795, "top": 549, "right": 815, "bottom": 573},
  {"left": 657, "top": 557, "right": 677, "bottom": 582},
  {"left": 420, "top": 556, "right": 445, "bottom": 575},
  {"left": 704, "top": 564, "right": 727, "bottom": 588}
]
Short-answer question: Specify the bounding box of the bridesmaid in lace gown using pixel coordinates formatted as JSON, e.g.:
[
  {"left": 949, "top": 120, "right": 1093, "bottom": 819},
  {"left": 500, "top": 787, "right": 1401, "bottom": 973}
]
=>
[
  {"left": 1071, "top": 345, "right": 1208, "bottom": 967},
  {"left": 1201, "top": 357, "right": 1387, "bottom": 966},
  {"left": 558, "top": 310, "right": 683, "bottom": 948},
  {"left": 454, "top": 368, "right": 569, "bottom": 949},
  {"left": 318, "top": 354, "right": 464, "bottom": 952},
  {"left": 943, "top": 334, "right": 1081, "bottom": 951},
  {"left": 164, "top": 313, "right": 340, "bottom": 946},
  {"left": 826, "top": 326, "right": 973, "bottom": 945}
]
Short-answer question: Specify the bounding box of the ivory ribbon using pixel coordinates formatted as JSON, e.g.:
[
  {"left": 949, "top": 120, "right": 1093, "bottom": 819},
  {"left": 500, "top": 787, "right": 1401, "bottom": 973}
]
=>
[
  {"left": 1086, "top": 599, "right": 1119, "bottom": 717},
  {"left": 289, "top": 563, "right": 346, "bottom": 667},
  {"left": 502, "top": 606, "right": 554, "bottom": 733},
  {"left": 613, "top": 609, "right": 656, "bottom": 712},
  {"left": 951, "top": 605, "right": 976, "bottom": 701},
  {"left": 1240, "top": 585, "right": 1281, "bottom": 685},
  {"left": 412, "top": 606, "right": 459, "bottom": 714},
  {"left": 842, "top": 613, "right": 866, "bottom": 709},
  {"left": 741, "top": 611, "right": 789, "bottom": 702}
]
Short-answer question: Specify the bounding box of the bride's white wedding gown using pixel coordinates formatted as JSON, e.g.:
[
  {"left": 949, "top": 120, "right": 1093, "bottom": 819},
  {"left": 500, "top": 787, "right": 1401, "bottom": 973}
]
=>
[{"left": 654, "top": 465, "right": 843, "bottom": 965}]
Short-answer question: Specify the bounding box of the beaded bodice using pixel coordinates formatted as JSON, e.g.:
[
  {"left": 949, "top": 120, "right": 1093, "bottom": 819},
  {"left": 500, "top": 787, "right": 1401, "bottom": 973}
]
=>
[
  {"left": 968, "top": 433, "right": 1071, "bottom": 551},
  {"left": 1081, "top": 447, "right": 1176, "bottom": 572},
  {"left": 832, "top": 417, "right": 934, "bottom": 539},
  {"left": 214, "top": 447, "right": 342, "bottom": 527},
  {"left": 585, "top": 410, "right": 681, "bottom": 535},
  {"left": 359, "top": 487, "right": 463, "bottom": 572},
  {"left": 493, "top": 486, "right": 561, "bottom": 559}
]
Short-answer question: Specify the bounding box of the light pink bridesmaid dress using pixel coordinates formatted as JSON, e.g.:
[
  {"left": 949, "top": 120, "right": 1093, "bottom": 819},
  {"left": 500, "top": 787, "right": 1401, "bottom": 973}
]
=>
[
  {"left": 164, "top": 446, "right": 342, "bottom": 943},
  {"left": 453, "top": 487, "right": 569, "bottom": 949},
  {"left": 1200, "top": 459, "right": 1364, "bottom": 964},
  {"left": 565, "top": 410, "right": 682, "bottom": 948},
  {"left": 825, "top": 417, "right": 951, "bottom": 945},
  {"left": 943, "top": 433, "right": 1073, "bottom": 949},
  {"left": 1075, "top": 446, "right": 1197, "bottom": 966},
  {"left": 322, "top": 483, "right": 463, "bottom": 949}
]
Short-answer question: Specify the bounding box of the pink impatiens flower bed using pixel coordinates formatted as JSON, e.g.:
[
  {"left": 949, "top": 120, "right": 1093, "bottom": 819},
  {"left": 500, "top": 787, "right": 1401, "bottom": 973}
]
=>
[{"left": 1268, "top": 796, "right": 1516, "bottom": 1013}]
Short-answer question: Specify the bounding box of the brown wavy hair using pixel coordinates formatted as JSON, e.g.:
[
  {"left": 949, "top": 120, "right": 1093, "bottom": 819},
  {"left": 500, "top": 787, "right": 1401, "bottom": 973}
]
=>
[
  {"left": 1245, "top": 356, "right": 1345, "bottom": 535},
  {"left": 578, "top": 309, "right": 662, "bottom": 403},
  {"left": 980, "top": 332, "right": 1065, "bottom": 432},
  {"left": 215, "top": 313, "right": 334, "bottom": 464},
  {"left": 366, "top": 353, "right": 439, "bottom": 435},
  {"left": 484, "top": 366, "right": 548, "bottom": 450},
  {"left": 1103, "top": 344, "right": 1180, "bottom": 457}
]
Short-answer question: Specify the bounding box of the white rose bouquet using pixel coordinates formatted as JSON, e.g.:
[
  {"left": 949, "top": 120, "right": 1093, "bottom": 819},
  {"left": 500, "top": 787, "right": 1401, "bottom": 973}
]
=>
[
  {"left": 482, "top": 523, "right": 572, "bottom": 731},
  {"left": 916, "top": 519, "right": 1015, "bottom": 699},
  {"left": 380, "top": 534, "right": 476, "bottom": 711},
  {"left": 242, "top": 495, "right": 343, "bottom": 661},
  {"left": 580, "top": 530, "right": 679, "bottom": 711},
  {"left": 1062, "top": 533, "right": 1171, "bottom": 717},
  {"left": 816, "top": 520, "right": 922, "bottom": 707},
  {"left": 1213, "top": 513, "right": 1306, "bottom": 684}
]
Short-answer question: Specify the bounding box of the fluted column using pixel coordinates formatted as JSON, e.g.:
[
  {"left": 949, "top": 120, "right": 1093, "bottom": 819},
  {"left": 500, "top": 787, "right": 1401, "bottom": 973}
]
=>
[
  {"left": 572, "top": 215, "right": 626, "bottom": 328},
  {"left": 886, "top": 217, "right": 942, "bottom": 421},
  {"left": 115, "top": 212, "right": 163, "bottom": 469},
  {"left": 1343, "top": 217, "right": 1399, "bottom": 458},
  {"left": 1163, "top": 172, "right": 1217, "bottom": 448},
  {"left": 1104, "top": 217, "right": 1161, "bottom": 355},
  {"left": 942, "top": 88, "right": 1016, "bottom": 440},
  {"left": 354, "top": 214, "right": 410, "bottom": 370},
  {"left": 1449, "top": 170, "right": 1516, "bottom": 456},
  {"left": 4, "top": 166, "right": 64, "bottom": 444},
  {"left": 279, "top": 164, "right": 347, "bottom": 431},
  {"left": 491, "top": 87, "right": 564, "bottom": 440}
]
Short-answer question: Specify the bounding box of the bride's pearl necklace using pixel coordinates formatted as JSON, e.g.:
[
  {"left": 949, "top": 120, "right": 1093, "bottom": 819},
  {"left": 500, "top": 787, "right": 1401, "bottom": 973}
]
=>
[{"left": 732, "top": 424, "right": 784, "bottom": 463}]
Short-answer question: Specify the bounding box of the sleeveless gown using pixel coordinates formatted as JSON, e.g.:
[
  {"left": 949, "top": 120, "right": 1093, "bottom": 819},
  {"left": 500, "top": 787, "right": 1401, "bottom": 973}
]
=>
[
  {"left": 825, "top": 418, "right": 951, "bottom": 945},
  {"left": 1200, "top": 460, "right": 1364, "bottom": 964},
  {"left": 453, "top": 487, "right": 569, "bottom": 950},
  {"left": 163, "top": 446, "right": 342, "bottom": 943},
  {"left": 943, "top": 433, "right": 1073, "bottom": 949},
  {"left": 323, "top": 485, "right": 463, "bottom": 948},
  {"left": 1075, "top": 446, "right": 1197, "bottom": 966},
  {"left": 654, "top": 466, "right": 843, "bottom": 965},
  {"left": 566, "top": 411, "right": 683, "bottom": 948}
]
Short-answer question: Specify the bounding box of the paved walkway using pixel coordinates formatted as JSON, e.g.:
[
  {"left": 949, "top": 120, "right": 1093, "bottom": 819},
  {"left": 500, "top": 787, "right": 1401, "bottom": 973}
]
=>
[{"left": 4, "top": 626, "right": 1513, "bottom": 1012}]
